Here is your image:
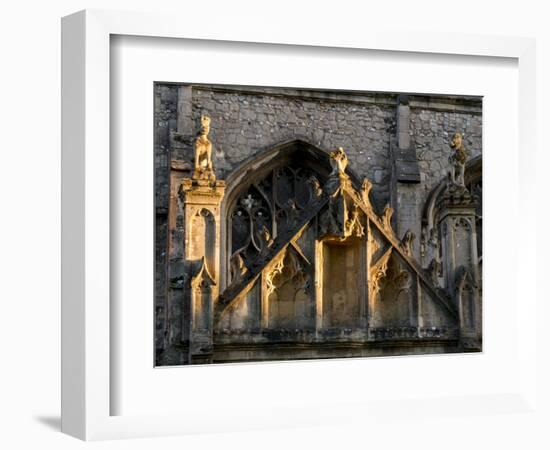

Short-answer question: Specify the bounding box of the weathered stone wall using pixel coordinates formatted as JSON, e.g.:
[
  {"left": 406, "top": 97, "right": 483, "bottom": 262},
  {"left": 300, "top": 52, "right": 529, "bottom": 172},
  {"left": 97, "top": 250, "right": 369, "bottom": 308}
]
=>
[
  {"left": 410, "top": 107, "right": 482, "bottom": 204},
  {"left": 156, "top": 85, "right": 482, "bottom": 210},
  {"left": 392, "top": 103, "right": 482, "bottom": 261},
  {"left": 155, "top": 85, "right": 178, "bottom": 211},
  {"left": 190, "top": 87, "right": 396, "bottom": 208},
  {"left": 154, "top": 85, "right": 178, "bottom": 353}
]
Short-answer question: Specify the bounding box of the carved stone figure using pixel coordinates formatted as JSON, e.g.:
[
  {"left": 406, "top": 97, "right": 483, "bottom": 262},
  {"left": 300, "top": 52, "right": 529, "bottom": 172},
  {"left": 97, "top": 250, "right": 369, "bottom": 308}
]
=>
[
  {"left": 393, "top": 267, "right": 412, "bottom": 293},
  {"left": 329, "top": 147, "right": 349, "bottom": 178},
  {"left": 193, "top": 115, "right": 215, "bottom": 181},
  {"left": 264, "top": 251, "right": 287, "bottom": 299},
  {"left": 284, "top": 199, "right": 300, "bottom": 230},
  {"left": 257, "top": 225, "right": 274, "bottom": 254},
  {"left": 229, "top": 253, "right": 248, "bottom": 283},
  {"left": 307, "top": 175, "right": 323, "bottom": 199},
  {"left": 399, "top": 229, "right": 415, "bottom": 257},
  {"left": 448, "top": 132, "right": 469, "bottom": 186}
]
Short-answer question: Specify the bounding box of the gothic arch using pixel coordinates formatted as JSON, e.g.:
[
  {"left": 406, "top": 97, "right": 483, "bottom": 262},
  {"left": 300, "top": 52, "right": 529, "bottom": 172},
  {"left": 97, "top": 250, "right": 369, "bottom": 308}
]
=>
[{"left": 219, "top": 139, "right": 361, "bottom": 289}]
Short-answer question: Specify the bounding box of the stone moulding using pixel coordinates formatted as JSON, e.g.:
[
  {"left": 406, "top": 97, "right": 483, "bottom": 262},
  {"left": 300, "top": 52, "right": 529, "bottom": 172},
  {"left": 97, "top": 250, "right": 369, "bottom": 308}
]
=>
[{"left": 209, "top": 326, "right": 459, "bottom": 344}]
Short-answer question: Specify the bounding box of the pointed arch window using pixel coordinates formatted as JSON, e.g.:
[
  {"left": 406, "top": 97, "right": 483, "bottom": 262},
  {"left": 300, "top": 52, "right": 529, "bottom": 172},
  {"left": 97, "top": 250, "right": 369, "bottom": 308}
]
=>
[{"left": 228, "top": 164, "right": 323, "bottom": 280}]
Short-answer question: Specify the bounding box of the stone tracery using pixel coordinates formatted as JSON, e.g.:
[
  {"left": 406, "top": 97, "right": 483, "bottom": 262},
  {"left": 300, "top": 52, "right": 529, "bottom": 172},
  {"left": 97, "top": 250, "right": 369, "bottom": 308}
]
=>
[{"left": 228, "top": 163, "right": 324, "bottom": 279}]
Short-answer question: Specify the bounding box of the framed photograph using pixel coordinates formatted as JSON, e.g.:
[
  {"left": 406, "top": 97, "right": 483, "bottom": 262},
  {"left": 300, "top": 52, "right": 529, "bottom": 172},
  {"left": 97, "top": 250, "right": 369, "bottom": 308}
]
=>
[{"left": 62, "top": 9, "right": 537, "bottom": 441}]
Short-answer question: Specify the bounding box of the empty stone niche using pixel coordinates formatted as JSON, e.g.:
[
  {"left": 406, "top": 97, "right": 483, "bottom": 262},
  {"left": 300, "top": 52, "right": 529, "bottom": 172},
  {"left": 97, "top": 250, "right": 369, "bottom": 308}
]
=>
[
  {"left": 322, "top": 240, "right": 364, "bottom": 328},
  {"left": 189, "top": 209, "right": 216, "bottom": 273}
]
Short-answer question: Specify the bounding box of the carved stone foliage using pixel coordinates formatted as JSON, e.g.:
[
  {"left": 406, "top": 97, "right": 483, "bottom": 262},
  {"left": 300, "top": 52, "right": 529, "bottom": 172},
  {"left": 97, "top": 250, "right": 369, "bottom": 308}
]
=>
[
  {"left": 319, "top": 197, "right": 366, "bottom": 241},
  {"left": 264, "top": 251, "right": 287, "bottom": 300},
  {"left": 228, "top": 164, "right": 323, "bottom": 275},
  {"left": 345, "top": 205, "right": 365, "bottom": 238},
  {"left": 369, "top": 247, "right": 392, "bottom": 302},
  {"left": 380, "top": 205, "right": 395, "bottom": 237}
]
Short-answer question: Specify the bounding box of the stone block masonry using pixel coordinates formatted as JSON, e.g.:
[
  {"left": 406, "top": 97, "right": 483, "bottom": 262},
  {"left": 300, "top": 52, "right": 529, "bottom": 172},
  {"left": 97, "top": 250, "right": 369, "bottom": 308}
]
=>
[
  {"left": 156, "top": 84, "right": 481, "bottom": 213},
  {"left": 189, "top": 87, "right": 396, "bottom": 210}
]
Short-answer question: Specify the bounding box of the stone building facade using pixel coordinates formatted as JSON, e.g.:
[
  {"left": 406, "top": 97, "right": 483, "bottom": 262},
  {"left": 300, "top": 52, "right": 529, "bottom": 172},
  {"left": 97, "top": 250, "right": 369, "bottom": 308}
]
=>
[{"left": 154, "top": 83, "right": 482, "bottom": 365}]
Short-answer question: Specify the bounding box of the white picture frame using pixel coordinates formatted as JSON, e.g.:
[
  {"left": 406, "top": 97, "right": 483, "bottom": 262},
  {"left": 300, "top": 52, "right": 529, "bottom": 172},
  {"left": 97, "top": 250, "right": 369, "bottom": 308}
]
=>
[{"left": 61, "top": 9, "right": 538, "bottom": 441}]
